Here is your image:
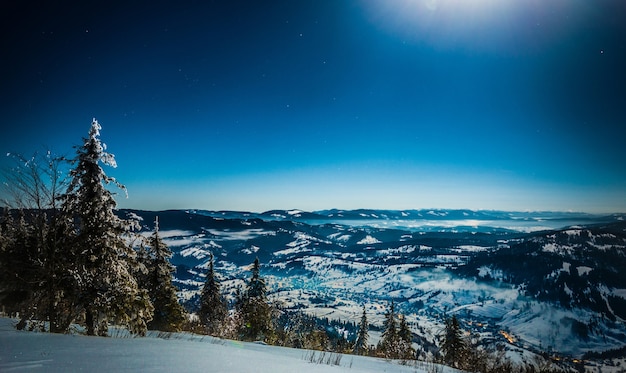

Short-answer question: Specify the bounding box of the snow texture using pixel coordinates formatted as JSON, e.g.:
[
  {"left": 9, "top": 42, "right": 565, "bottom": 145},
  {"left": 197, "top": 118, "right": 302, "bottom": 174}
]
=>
[{"left": 0, "top": 318, "right": 453, "bottom": 373}]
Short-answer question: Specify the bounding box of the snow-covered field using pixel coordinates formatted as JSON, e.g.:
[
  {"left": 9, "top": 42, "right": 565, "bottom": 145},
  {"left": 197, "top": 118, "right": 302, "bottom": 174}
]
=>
[{"left": 0, "top": 318, "right": 453, "bottom": 373}]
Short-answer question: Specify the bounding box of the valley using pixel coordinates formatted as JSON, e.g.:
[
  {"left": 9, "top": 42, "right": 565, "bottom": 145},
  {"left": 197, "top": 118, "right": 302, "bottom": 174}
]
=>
[{"left": 123, "top": 208, "right": 626, "bottom": 369}]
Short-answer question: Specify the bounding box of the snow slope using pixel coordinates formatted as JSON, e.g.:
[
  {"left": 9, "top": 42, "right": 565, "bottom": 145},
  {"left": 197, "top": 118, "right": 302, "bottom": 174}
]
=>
[{"left": 0, "top": 318, "right": 452, "bottom": 373}]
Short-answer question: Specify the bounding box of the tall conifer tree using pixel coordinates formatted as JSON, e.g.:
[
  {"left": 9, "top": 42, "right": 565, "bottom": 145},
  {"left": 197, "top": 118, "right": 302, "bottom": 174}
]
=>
[
  {"left": 60, "top": 119, "right": 153, "bottom": 336},
  {"left": 354, "top": 305, "right": 369, "bottom": 355},
  {"left": 198, "top": 253, "right": 227, "bottom": 335},
  {"left": 440, "top": 315, "right": 467, "bottom": 369},
  {"left": 380, "top": 300, "right": 398, "bottom": 356},
  {"left": 144, "top": 217, "right": 186, "bottom": 332},
  {"left": 398, "top": 314, "right": 415, "bottom": 359},
  {"left": 379, "top": 301, "right": 415, "bottom": 359},
  {"left": 238, "top": 257, "right": 272, "bottom": 341}
]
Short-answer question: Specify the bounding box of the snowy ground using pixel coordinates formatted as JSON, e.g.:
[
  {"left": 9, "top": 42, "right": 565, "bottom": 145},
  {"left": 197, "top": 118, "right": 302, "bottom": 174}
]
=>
[{"left": 0, "top": 318, "right": 454, "bottom": 373}]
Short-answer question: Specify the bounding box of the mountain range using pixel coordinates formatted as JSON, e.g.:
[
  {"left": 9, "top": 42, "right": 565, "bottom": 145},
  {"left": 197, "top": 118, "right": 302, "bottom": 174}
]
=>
[{"left": 120, "top": 208, "right": 626, "bottom": 368}]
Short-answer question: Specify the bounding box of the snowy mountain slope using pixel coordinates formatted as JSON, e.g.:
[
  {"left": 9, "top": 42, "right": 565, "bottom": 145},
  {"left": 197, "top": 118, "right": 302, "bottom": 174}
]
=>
[
  {"left": 0, "top": 318, "right": 453, "bottom": 373},
  {"left": 119, "top": 209, "right": 626, "bottom": 363},
  {"left": 457, "top": 223, "right": 626, "bottom": 316},
  {"left": 453, "top": 222, "right": 626, "bottom": 357}
]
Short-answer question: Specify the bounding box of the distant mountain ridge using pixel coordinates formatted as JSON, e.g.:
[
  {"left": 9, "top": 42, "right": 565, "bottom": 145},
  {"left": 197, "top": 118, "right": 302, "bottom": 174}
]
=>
[{"left": 190, "top": 208, "right": 617, "bottom": 222}]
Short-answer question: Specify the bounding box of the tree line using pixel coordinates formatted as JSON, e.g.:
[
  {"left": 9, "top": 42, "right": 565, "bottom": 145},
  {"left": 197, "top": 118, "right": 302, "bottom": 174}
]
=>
[{"left": 0, "top": 120, "right": 575, "bottom": 372}]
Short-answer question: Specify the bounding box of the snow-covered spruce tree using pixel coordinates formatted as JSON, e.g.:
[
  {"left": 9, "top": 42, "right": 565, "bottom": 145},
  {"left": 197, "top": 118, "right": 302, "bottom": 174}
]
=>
[
  {"left": 198, "top": 253, "right": 227, "bottom": 336},
  {"left": 379, "top": 301, "right": 399, "bottom": 358},
  {"left": 238, "top": 257, "right": 273, "bottom": 341},
  {"left": 353, "top": 305, "right": 369, "bottom": 355},
  {"left": 143, "top": 217, "right": 186, "bottom": 332},
  {"left": 439, "top": 315, "right": 467, "bottom": 369},
  {"left": 59, "top": 119, "right": 153, "bottom": 336}
]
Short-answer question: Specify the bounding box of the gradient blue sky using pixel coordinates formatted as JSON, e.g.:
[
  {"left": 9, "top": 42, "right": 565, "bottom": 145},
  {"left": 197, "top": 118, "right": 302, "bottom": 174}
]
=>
[{"left": 1, "top": 0, "right": 625, "bottom": 213}]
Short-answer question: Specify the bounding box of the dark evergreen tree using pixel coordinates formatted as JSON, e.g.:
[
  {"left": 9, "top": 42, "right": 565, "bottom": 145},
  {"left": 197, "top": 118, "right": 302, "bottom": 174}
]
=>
[
  {"left": 238, "top": 257, "right": 272, "bottom": 341},
  {"left": 0, "top": 210, "right": 68, "bottom": 333},
  {"left": 0, "top": 151, "right": 72, "bottom": 333},
  {"left": 376, "top": 302, "right": 415, "bottom": 359},
  {"left": 379, "top": 301, "right": 399, "bottom": 357},
  {"left": 398, "top": 314, "right": 415, "bottom": 359},
  {"left": 198, "top": 253, "right": 227, "bottom": 335},
  {"left": 353, "top": 305, "right": 369, "bottom": 355},
  {"left": 59, "top": 119, "right": 153, "bottom": 336},
  {"left": 0, "top": 211, "right": 39, "bottom": 329},
  {"left": 247, "top": 257, "right": 266, "bottom": 299},
  {"left": 144, "top": 217, "right": 186, "bottom": 332},
  {"left": 44, "top": 210, "right": 77, "bottom": 333},
  {"left": 398, "top": 314, "right": 412, "bottom": 344},
  {"left": 440, "top": 315, "right": 467, "bottom": 369}
]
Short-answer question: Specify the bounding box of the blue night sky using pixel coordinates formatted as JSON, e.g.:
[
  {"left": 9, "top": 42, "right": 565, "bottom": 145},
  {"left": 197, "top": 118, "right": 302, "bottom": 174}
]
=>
[{"left": 1, "top": 1, "right": 625, "bottom": 213}]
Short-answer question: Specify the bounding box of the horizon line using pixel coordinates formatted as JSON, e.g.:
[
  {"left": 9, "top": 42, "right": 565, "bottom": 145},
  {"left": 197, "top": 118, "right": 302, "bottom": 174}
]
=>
[{"left": 114, "top": 207, "right": 626, "bottom": 216}]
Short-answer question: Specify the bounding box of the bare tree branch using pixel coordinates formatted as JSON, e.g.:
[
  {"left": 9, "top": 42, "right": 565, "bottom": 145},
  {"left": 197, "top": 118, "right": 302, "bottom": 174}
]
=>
[{"left": 0, "top": 150, "right": 69, "bottom": 210}]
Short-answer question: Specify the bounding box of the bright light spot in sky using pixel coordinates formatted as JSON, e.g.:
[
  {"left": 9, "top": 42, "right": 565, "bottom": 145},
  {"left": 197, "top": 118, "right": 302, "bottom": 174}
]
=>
[
  {"left": 419, "top": 0, "right": 504, "bottom": 13},
  {"left": 360, "top": 0, "right": 579, "bottom": 53},
  {"left": 362, "top": 0, "right": 514, "bottom": 38}
]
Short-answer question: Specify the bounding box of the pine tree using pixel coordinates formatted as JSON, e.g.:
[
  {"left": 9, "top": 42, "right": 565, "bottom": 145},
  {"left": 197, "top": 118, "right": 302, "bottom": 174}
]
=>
[
  {"left": 59, "top": 119, "right": 153, "bottom": 336},
  {"left": 247, "top": 257, "right": 266, "bottom": 299},
  {"left": 440, "top": 315, "right": 467, "bottom": 369},
  {"left": 379, "top": 301, "right": 399, "bottom": 357},
  {"left": 198, "top": 253, "right": 227, "bottom": 335},
  {"left": 398, "top": 314, "right": 411, "bottom": 343},
  {"left": 398, "top": 314, "right": 415, "bottom": 359},
  {"left": 144, "top": 217, "right": 186, "bottom": 332},
  {"left": 238, "top": 257, "right": 272, "bottom": 341},
  {"left": 354, "top": 305, "right": 369, "bottom": 355}
]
